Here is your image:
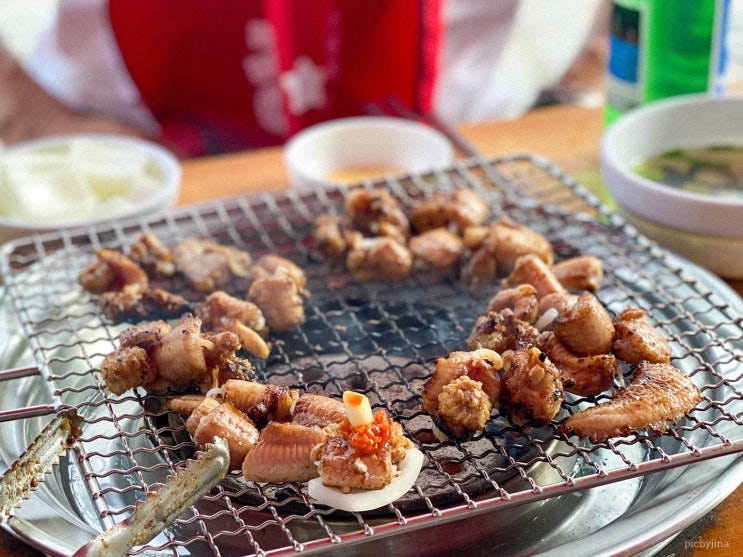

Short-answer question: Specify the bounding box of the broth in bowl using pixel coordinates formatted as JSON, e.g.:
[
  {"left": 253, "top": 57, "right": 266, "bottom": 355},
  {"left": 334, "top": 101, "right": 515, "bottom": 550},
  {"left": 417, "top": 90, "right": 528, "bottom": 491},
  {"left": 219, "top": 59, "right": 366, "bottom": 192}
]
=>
[{"left": 634, "top": 145, "right": 743, "bottom": 199}]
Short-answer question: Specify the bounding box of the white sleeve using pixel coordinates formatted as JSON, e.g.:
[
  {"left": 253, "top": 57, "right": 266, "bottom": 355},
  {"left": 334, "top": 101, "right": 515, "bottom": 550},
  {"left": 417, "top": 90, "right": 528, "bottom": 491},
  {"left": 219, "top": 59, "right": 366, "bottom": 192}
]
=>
[
  {"left": 24, "top": 0, "right": 158, "bottom": 132},
  {"left": 435, "top": 0, "right": 605, "bottom": 124}
]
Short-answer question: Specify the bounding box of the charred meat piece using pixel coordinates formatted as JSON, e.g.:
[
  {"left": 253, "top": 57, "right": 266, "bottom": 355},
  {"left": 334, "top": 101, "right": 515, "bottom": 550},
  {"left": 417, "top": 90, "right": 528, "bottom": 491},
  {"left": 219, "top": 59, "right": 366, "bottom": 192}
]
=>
[
  {"left": 560, "top": 361, "right": 701, "bottom": 443},
  {"left": 466, "top": 308, "right": 541, "bottom": 354},
  {"left": 421, "top": 348, "right": 503, "bottom": 438},
  {"left": 222, "top": 379, "right": 298, "bottom": 427},
  {"left": 97, "top": 287, "right": 191, "bottom": 322},
  {"left": 79, "top": 248, "right": 148, "bottom": 295},
  {"left": 613, "top": 307, "right": 672, "bottom": 365},
  {"left": 99, "top": 346, "right": 156, "bottom": 396},
  {"left": 538, "top": 331, "right": 619, "bottom": 397},
  {"left": 172, "top": 238, "right": 251, "bottom": 292},
  {"left": 486, "top": 284, "right": 539, "bottom": 324},
  {"left": 128, "top": 231, "right": 176, "bottom": 277},
  {"left": 345, "top": 187, "right": 410, "bottom": 244},
  {"left": 499, "top": 347, "right": 564, "bottom": 426},
  {"left": 100, "top": 315, "right": 253, "bottom": 394},
  {"left": 422, "top": 349, "right": 504, "bottom": 411}
]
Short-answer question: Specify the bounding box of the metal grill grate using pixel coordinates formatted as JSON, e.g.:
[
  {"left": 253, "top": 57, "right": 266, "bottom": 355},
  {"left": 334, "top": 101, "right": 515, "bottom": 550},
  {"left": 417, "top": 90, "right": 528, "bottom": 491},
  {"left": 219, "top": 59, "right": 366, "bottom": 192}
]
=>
[{"left": 0, "top": 155, "right": 742, "bottom": 556}]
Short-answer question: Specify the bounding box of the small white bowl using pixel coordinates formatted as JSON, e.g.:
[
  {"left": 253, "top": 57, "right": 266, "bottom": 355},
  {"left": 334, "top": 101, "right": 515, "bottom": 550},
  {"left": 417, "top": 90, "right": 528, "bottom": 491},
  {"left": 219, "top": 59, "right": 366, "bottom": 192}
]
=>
[
  {"left": 284, "top": 116, "right": 454, "bottom": 190},
  {"left": 0, "top": 134, "right": 181, "bottom": 244},
  {"left": 600, "top": 94, "right": 743, "bottom": 278}
]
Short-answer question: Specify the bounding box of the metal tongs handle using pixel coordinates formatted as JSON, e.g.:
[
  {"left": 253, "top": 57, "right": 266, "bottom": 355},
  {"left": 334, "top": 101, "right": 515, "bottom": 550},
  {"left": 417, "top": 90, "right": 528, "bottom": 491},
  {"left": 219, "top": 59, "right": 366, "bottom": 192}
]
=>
[
  {"left": 0, "top": 408, "right": 83, "bottom": 520},
  {"left": 72, "top": 437, "right": 230, "bottom": 557}
]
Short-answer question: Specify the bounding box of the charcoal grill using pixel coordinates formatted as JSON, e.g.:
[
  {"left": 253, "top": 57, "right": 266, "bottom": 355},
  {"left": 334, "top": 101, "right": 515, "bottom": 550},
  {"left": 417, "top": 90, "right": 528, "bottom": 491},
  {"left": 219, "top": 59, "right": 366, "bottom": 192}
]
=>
[{"left": 0, "top": 155, "right": 742, "bottom": 556}]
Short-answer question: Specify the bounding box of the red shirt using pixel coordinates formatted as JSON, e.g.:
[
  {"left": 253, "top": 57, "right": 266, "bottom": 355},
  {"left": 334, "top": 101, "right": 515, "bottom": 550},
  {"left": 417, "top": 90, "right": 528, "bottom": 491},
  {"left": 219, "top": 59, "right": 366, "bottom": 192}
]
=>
[{"left": 108, "top": 0, "right": 443, "bottom": 155}]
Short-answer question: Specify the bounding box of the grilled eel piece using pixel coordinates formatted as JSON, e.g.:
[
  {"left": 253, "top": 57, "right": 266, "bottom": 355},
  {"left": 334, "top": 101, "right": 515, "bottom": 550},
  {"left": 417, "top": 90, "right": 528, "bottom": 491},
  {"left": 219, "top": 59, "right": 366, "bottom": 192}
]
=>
[{"left": 560, "top": 361, "right": 701, "bottom": 443}]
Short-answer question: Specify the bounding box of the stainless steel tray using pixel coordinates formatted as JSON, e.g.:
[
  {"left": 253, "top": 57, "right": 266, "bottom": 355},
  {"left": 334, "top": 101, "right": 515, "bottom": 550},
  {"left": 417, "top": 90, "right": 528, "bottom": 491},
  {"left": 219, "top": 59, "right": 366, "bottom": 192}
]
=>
[{"left": 1, "top": 155, "right": 742, "bottom": 556}]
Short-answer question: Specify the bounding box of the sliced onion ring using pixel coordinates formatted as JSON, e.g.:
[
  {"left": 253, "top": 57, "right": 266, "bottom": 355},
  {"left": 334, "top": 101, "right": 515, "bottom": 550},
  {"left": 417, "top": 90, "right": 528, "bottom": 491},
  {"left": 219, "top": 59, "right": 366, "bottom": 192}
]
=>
[{"left": 307, "top": 447, "right": 424, "bottom": 513}]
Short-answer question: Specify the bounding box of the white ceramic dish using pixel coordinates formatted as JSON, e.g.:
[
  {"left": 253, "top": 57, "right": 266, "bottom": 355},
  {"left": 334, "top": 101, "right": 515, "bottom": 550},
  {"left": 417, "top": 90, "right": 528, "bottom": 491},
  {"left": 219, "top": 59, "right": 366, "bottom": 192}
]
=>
[
  {"left": 284, "top": 116, "right": 454, "bottom": 190},
  {"left": 0, "top": 134, "right": 181, "bottom": 244},
  {"left": 600, "top": 94, "right": 743, "bottom": 278}
]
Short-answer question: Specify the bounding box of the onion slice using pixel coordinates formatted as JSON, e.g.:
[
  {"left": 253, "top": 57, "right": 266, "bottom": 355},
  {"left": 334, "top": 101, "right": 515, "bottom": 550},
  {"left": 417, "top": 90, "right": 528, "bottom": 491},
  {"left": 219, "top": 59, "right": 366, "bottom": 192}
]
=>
[{"left": 307, "top": 447, "right": 425, "bottom": 512}]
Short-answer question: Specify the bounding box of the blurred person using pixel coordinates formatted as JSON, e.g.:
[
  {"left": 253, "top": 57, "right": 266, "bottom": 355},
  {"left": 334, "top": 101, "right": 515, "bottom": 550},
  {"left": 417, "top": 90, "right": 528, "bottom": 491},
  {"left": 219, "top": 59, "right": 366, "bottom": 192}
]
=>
[{"left": 0, "top": 0, "right": 608, "bottom": 157}]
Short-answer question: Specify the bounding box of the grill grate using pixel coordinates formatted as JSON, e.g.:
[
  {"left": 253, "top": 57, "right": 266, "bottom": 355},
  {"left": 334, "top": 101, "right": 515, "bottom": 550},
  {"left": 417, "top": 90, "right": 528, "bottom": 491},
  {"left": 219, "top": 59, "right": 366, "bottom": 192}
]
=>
[{"left": 1, "top": 155, "right": 742, "bottom": 556}]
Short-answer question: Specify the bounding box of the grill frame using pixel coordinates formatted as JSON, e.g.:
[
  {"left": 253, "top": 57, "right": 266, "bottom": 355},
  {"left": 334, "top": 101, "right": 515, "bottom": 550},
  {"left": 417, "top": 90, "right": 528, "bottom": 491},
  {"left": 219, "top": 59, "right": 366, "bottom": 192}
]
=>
[{"left": 0, "top": 155, "right": 742, "bottom": 556}]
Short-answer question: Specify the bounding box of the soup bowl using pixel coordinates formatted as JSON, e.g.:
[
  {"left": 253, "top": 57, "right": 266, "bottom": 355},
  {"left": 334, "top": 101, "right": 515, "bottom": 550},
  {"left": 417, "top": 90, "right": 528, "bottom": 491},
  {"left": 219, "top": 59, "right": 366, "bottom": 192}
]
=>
[{"left": 600, "top": 94, "right": 743, "bottom": 278}]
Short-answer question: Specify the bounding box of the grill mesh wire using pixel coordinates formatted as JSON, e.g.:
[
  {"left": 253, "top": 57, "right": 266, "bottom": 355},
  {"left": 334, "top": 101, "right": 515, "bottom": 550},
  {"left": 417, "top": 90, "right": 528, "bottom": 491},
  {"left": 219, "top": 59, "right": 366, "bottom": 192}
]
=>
[{"left": 1, "top": 155, "right": 742, "bottom": 555}]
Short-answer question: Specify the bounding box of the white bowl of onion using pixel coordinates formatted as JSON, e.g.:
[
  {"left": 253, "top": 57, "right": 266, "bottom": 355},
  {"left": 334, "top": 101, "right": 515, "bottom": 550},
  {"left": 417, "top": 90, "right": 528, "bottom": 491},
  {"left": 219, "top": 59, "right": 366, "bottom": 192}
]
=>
[
  {"left": 600, "top": 94, "right": 743, "bottom": 279},
  {"left": 0, "top": 134, "right": 181, "bottom": 244}
]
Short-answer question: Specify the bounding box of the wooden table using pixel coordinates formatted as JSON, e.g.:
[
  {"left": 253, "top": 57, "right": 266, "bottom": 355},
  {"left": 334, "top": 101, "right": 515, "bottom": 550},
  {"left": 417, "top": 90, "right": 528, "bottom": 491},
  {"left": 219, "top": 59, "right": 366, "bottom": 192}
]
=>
[{"left": 1, "top": 104, "right": 741, "bottom": 556}]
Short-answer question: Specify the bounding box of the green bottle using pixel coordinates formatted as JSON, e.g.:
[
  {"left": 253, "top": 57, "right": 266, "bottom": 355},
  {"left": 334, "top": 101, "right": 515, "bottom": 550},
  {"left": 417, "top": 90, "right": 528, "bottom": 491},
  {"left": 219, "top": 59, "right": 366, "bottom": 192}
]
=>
[{"left": 604, "top": 0, "right": 727, "bottom": 125}]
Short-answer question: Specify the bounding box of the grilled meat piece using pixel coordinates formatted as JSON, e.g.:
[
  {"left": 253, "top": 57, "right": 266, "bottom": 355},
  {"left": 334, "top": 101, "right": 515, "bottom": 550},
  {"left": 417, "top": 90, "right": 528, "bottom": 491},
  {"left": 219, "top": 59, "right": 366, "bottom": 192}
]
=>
[
  {"left": 345, "top": 236, "right": 413, "bottom": 283},
  {"left": 97, "top": 287, "right": 191, "bottom": 322},
  {"left": 248, "top": 267, "right": 307, "bottom": 332},
  {"left": 486, "top": 284, "right": 539, "bottom": 324},
  {"left": 560, "top": 361, "right": 701, "bottom": 443},
  {"left": 311, "top": 410, "right": 412, "bottom": 492},
  {"left": 242, "top": 422, "right": 326, "bottom": 482},
  {"left": 222, "top": 379, "right": 298, "bottom": 427},
  {"left": 196, "top": 291, "right": 269, "bottom": 358},
  {"left": 100, "top": 346, "right": 155, "bottom": 396},
  {"left": 152, "top": 315, "right": 225, "bottom": 385},
  {"left": 504, "top": 253, "right": 564, "bottom": 299},
  {"left": 292, "top": 393, "right": 347, "bottom": 428},
  {"left": 191, "top": 400, "right": 260, "bottom": 470},
  {"left": 499, "top": 347, "right": 564, "bottom": 426},
  {"left": 484, "top": 218, "right": 553, "bottom": 274},
  {"left": 422, "top": 349, "right": 504, "bottom": 414},
  {"left": 434, "top": 375, "right": 493, "bottom": 438},
  {"left": 612, "top": 307, "right": 672, "bottom": 364},
  {"left": 409, "top": 189, "right": 489, "bottom": 233},
  {"left": 100, "top": 315, "right": 253, "bottom": 394},
  {"left": 345, "top": 187, "right": 410, "bottom": 244},
  {"left": 553, "top": 291, "right": 615, "bottom": 357},
  {"left": 128, "top": 231, "right": 176, "bottom": 277},
  {"left": 538, "top": 331, "right": 619, "bottom": 397},
  {"left": 250, "top": 254, "right": 308, "bottom": 292},
  {"left": 79, "top": 248, "right": 148, "bottom": 295},
  {"left": 466, "top": 308, "right": 541, "bottom": 354},
  {"left": 172, "top": 237, "right": 251, "bottom": 292},
  {"left": 460, "top": 244, "right": 498, "bottom": 288},
  {"left": 409, "top": 227, "right": 464, "bottom": 271},
  {"left": 551, "top": 255, "right": 603, "bottom": 291},
  {"left": 313, "top": 214, "right": 350, "bottom": 260}
]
